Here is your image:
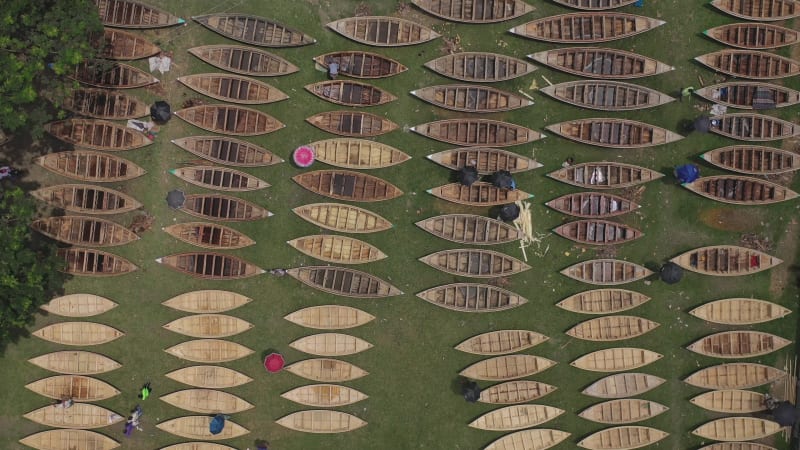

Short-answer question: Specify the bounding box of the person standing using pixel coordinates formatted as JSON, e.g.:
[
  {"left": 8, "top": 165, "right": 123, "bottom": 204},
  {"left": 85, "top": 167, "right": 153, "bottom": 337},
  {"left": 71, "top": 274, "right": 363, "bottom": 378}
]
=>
[{"left": 138, "top": 382, "right": 151, "bottom": 400}]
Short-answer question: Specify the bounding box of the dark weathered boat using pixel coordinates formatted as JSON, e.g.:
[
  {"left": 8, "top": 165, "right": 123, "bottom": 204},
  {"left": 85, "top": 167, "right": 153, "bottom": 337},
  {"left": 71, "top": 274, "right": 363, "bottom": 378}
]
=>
[
  {"left": 529, "top": 47, "right": 673, "bottom": 79},
  {"left": 31, "top": 184, "right": 142, "bottom": 214},
  {"left": 411, "top": 85, "right": 533, "bottom": 113},
  {"left": 419, "top": 249, "right": 531, "bottom": 278},
  {"left": 172, "top": 136, "right": 283, "bottom": 167},
  {"left": 671, "top": 245, "right": 782, "bottom": 276},
  {"left": 705, "top": 23, "right": 799, "bottom": 49},
  {"left": 685, "top": 363, "right": 786, "bottom": 389},
  {"left": 293, "top": 170, "right": 402, "bottom": 202},
  {"left": 305, "top": 80, "right": 397, "bottom": 107},
  {"left": 180, "top": 193, "right": 273, "bottom": 222},
  {"left": 314, "top": 51, "right": 407, "bottom": 79},
  {"left": 417, "top": 283, "right": 528, "bottom": 312},
  {"left": 58, "top": 88, "right": 148, "bottom": 119},
  {"left": 425, "top": 52, "right": 538, "bottom": 82},
  {"left": 540, "top": 80, "right": 675, "bottom": 110},
  {"left": 701, "top": 145, "right": 800, "bottom": 175},
  {"left": 427, "top": 182, "right": 533, "bottom": 206},
  {"left": 711, "top": 0, "right": 800, "bottom": 21},
  {"left": 412, "top": 0, "right": 534, "bottom": 22},
  {"left": 178, "top": 73, "right": 288, "bottom": 105},
  {"left": 511, "top": 13, "right": 664, "bottom": 43},
  {"left": 32, "top": 216, "right": 139, "bottom": 247},
  {"left": 36, "top": 150, "right": 146, "bottom": 182},
  {"left": 695, "top": 50, "right": 800, "bottom": 80},
  {"left": 188, "top": 45, "right": 299, "bottom": 77},
  {"left": 548, "top": 162, "right": 664, "bottom": 189},
  {"left": 95, "top": 27, "right": 160, "bottom": 60},
  {"left": 287, "top": 266, "right": 402, "bottom": 298},
  {"left": 412, "top": 119, "right": 543, "bottom": 147},
  {"left": 416, "top": 214, "right": 521, "bottom": 245},
  {"left": 70, "top": 59, "right": 159, "bottom": 89},
  {"left": 306, "top": 111, "right": 398, "bottom": 137},
  {"left": 175, "top": 104, "right": 284, "bottom": 136},
  {"left": 171, "top": 166, "right": 270, "bottom": 192},
  {"left": 44, "top": 118, "right": 152, "bottom": 151},
  {"left": 59, "top": 248, "right": 137, "bottom": 276},
  {"left": 552, "top": 0, "right": 639, "bottom": 10},
  {"left": 94, "top": 0, "right": 184, "bottom": 28},
  {"left": 709, "top": 113, "right": 800, "bottom": 141},
  {"left": 193, "top": 14, "right": 316, "bottom": 47},
  {"left": 683, "top": 175, "right": 798, "bottom": 205},
  {"left": 554, "top": 219, "right": 643, "bottom": 245},
  {"left": 157, "top": 252, "right": 264, "bottom": 280},
  {"left": 694, "top": 82, "right": 800, "bottom": 110},
  {"left": 327, "top": 16, "right": 440, "bottom": 46},
  {"left": 687, "top": 331, "right": 791, "bottom": 359},
  {"left": 427, "top": 147, "right": 541, "bottom": 174},
  {"left": 292, "top": 203, "right": 393, "bottom": 234},
  {"left": 308, "top": 138, "right": 410, "bottom": 169},
  {"left": 163, "top": 222, "right": 255, "bottom": 250},
  {"left": 561, "top": 259, "right": 653, "bottom": 285},
  {"left": 546, "top": 192, "right": 639, "bottom": 218},
  {"left": 547, "top": 118, "right": 683, "bottom": 148}
]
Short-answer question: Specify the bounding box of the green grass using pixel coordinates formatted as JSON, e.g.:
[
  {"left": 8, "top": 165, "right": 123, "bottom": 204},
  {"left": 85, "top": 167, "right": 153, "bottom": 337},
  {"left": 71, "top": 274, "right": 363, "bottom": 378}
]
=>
[{"left": 2, "top": 0, "right": 799, "bottom": 449}]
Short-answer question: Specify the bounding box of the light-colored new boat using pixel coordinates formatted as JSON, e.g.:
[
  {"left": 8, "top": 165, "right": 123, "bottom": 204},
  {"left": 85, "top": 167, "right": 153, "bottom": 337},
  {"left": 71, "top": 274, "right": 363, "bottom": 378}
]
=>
[
  {"left": 157, "top": 415, "right": 249, "bottom": 440},
  {"left": 293, "top": 203, "right": 392, "bottom": 233},
  {"left": 25, "top": 375, "right": 120, "bottom": 401},
  {"left": 582, "top": 373, "right": 665, "bottom": 398},
  {"left": 578, "top": 426, "right": 668, "bottom": 449},
  {"left": 164, "top": 365, "right": 253, "bottom": 389},
  {"left": 284, "top": 305, "right": 375, "bottom": 330},
  {"left": 163, "top": 314, "right": 254, "bottom": 338},
  {"left": 671, "top": 245, "right": 782, "bottom": 276},
  {"left": 693, "top": 417, "right": 781, "bottom": 441},
  {"left": 289, "top": 333, "right": 373, "bottom": 356},
  {"left": 579, "top": 399, "right": 668, "bottom": 424},
  {"left": 160, "top": 389, "right": 254, "bottom": 414},
  {"left": 419, "top": 248, "right": 531, "bottom": 278},
  {"left": 308, "top": 138, "right": 410, "bottom": 169},
  {"left": 164, "top": 339, "right": 254, "bottom": 363},
  {"left": 455, "top": 330, "right": 549, "bottom": 355},
  {"left": 162, "top": 290, "right": 252, "bottom": 313},
  {"left": 40, "top": 294, "right": 117, "bottom": 317},
  {"left": 287, "top": 235, "right": 386, "bottom": 264},
  {"left": 277, "top": 410, "right": 366, "bottom": 433},
  {"left": 281, "top": 384, "right": 368, "bottom": 407},
  {"left": 687, "top": 331, "right": 791, "bottom": 359},
  {"left": 460, "top": 355, "right": 556, "bottom": 381},
  {"left": 566, "top": 316, "right": 659, "bottom": 341},
  {"left": 24, "top": 403, "right": 123, "bottom": 429},
  {"left": 417, "top": 283, "right": 528, "bottom": 313},
  {"left": 470, "top": 404, "right": 564, "bottom": 431},
  {"left": 28, "top": 351, "right": 121, "bottom": 375},
  {"left": 690, "top": 389, "right": 766, "bottom": 413},
  {"left": 557, "top": 289, "right": 650, "bottom": 314},
  {"left": 684, "top": 363, "right": 787, "bottom": 389},
  {"left": 479, "top": 381, "right": 557, "bottom": 404},
  {"left": 33, "top": 322, "right": 124, "bottom": 346},
  {"left": 571, "top": 348, "right": 662, "bottom": 372},
  {"left": 689, "top": 298, "right": 791, "bottom": 324},
  {"left": 484, "top": 429, "right": 571, "bottom": 450},
  {"left": 284, "top": 358, "right": 369, "bottom": 382},
  {"left": 416, "top": 214, "right": 521, "bottom": 245},
  {"left": 561, "top": 259, "right": 653, "bottom": 285},
  {"left": 19, "top": 429, "right": 119, "bottom": 450}
]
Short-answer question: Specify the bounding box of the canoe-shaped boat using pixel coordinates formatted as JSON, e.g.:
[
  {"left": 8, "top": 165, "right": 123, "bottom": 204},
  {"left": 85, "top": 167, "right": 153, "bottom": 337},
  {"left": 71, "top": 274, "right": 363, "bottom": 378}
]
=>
[
  {"left": 163, "top": 222, "right": 256, "bottom": 250},
  {"left": 696, "top": 50, "right": 800, "bottom": 80},
  {"left": 70, "top": 59, "right": 158, "bottom": 89},
  {"left": 277, "top": 410, "right": 366, "bottom": 434},
  {"left": 427, "top": 147, "right": 541, "bottom": 175},
  {"left": 157, "top": 252, "right": 265, "bottom": 280},
  {"left": 705, "top": 23, "right": 800, "bottom": 49},
  {"left": 285, "top": 305, "right": 375, "bottom": 330},
  {"left": 188, "top": 45, "right": 299, "bottom": 77},
  {"left": 413, "top": 0, "right": 534, "bottom": 23},
  {"left": 709, "top": 113, "right": 800, "bottom": 141},
  {"left": 306, "top": 80, "right": 396, "bottom": 107},
  {"left": 160, "top": 389, "right": 254, "bottom": 414},
  {"left": 58, "top": 248, "right": 138, "bottom": 277},
  {"left": 694, "top": 82, "right": 800, "bottom": 110},
  {"left": 163, "top": 443, "right": 237, "bottom": 450},
  {"left": 314, "top": 51, "right": 407, "bottom": 78},
  {"left": 571, "top": 348, "right": 662, "bottom": 372},
  {"left": 579, "top": 399, "right": 668, "bottom": 424},
  {"left": 309, "top": 138, "right": 410, "bottom": 170},
  {"left": 455, "top": 330, "right": 548, "bottom": 355},
  {"left": 28, "top": 351, "right": 121, "bottom": 375},
  {"left": 162, "top": 290, "right": 252, "bottom": 313},
  {"left": 327, "top": 16, "right": 440, "bottom": 46},
  {"left": 558, "top": 289, "right": 650, "bottom": 315},
  {"left": 485, "top": 429, "right": 571, "bottom": 450},
  {"left": 26, "top": 375, "right": 120, "bottom": 401},
  {"left": 36, "top": 151, "right": 146, "bottom": 183},
  {"left": 171, "top": 166, "right": 270, "bottom": 191},
  {"left": 702, "top": 145, "right": 800, "bottom": 175},
  {"left": 285, "top": 358, "right": 368, "bottom": 382},
  {"left": 412, "top": 119, "right": 543, "bottom": 147},
  {"left": 33, "top": 322, "right": 124, "bottom": 346},
  {"left": 427, "top": 182, "right": 533, "bottom": 207},
  {"left": 566, "top": 315, "right": 659, "bottom": 341},
  {"left": 460, "top": 355, "right": 557, "bottom": 381},
  {"left": 511, "top": 13, "right": 664, "bottom": 43},
  {"left": 671, "top": 245, "right": 782, "bottom": 276},
  {"left": 157, "top": 415, "right": 249, "bottom": 440},
  {"left": 164, "top": 365, "right": 253, "bottom": 388},
  {"left": 693, "top": 417, "right": 781, "bottom": 442},
  {"left": 173, "top": 135, "right": 282, "bottom": 167},
  {"left": 699, "top": 445, "right": 777, "bottom": 450},
  {"left": 293, "top": 170, "right": 402, "bottom": 202},
  {"left": 582, "top": 373, "right": 665, "bottom": 398},
  {"left": 552, "top": 0, "right": 639, "bottom": 9},
  {"left": 561, "top": 259, "right": 653, "bottom": 285},
  {"left": 548, "top": 162, "right": 664, "bottom": 189},
  {"left": 711, "top": 0, "right": 800, "bottom": 21},
  {"left": 44, "top": 118, "right": 151, "bottom": 151},
  {"left": 547, "top": 118, "right": 683, "bottom": 148},
  {"left": 287, "top": 266, "right": 402, "bottom": 298},
  {"left": 411, "top": 84, "right": 533, "bottom": 113},
  {"left": 417, "top": 283, "right": 528, "bottom": 313},
  {"left": 164, "top": 339, "right": 254, "bottom": 363},
  {"left": 163, "top": 314, "right": 254, "bottom": 338},
  {"left": 425, "top": 52, "right": 537, "bottom": 82},
  {"left": 479, "top": 380, "right": 557, "bottom": 404},
  {"left": 683, "top": 175, "right": 798, "bottom": 205},
  {"left": 470, "top": 404, "right": 564, "bottom": 431},
  {"left": 687, "top": 331, "right": 791, "bottom": 358},
  {"left": 554, "top": 220, "right": 643, "bottom": 246},
  {"left": 32, "top": 216, "right": 138, "bottom": 247},
  {"left": 40, "top": 294, "right": 117, "bottom": 317},
  {"left": 193, "top": 14, "right": 315, "bottom": 47},
  {"left": 58, "top": 88, "right": 148, "bottom": 119},
  {"left": 24, "top": 403, "right": 123, "bottom": 429},
  {"left": 547, "top": 192, "right": 639, "bottom": 219},
  {"left": 288, "top": 235, "right": 386, "bottom": 264},
  {"left": 540, "top": 80, "right": 674, "bottom": 111},
  {"left": 96, "top": 27, "right": 160, "bottom": 60},
  {"left": 420, "top": 248, "right": 531, "bottom": 278},
  {"left": 19, "top": 429, "right": 119, "bottom": 450},
  {"left": 691, "top": 389, "right": 766, "bottom": 413},
  {"left": 180, "top": 193, "right": 273, "bottom": 222},
  {"left": 31, "top": 184, "right": 142, "bottom": 215},
  {"left": 416, "top": 214, "right": 521, "bottom": 245},
  {"left": 306, "top": 111, "right": 398, "bottom": 137},
  {"left": 690, "top": 298, "right": 791, "bottom": 325},
  {"left": 178, "top": 73, "right": 288, "bottom": 105},
  {"left": 95, "top": 0, "right": 184, "bottom": 28},
  {"left": 685, "top": 363, "right": 787, "bottom": 389},
  {"left": 578, "top": 426, "right": 668, "bottom": 449},
  {"left": 530, "top": 47, "right": 672, "bottom": 79},
  {"left": 281, "top": 384, "right": 368, "bottom": 407},
  {"left": 290, "top": 333, "right": 373, "bottom": 356},
  {"left": 175, "top": 104, "right": 284, "bottom": 136},
  {"left": 293, "top": 203, "right": 392, "bottom": 233}
]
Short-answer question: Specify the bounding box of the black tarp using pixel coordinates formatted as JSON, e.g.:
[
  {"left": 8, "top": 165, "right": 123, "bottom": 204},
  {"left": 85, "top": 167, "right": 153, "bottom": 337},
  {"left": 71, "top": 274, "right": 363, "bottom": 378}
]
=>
[
  {"left": 459, "top": 166, "right": 479, "bottom": 186},
  {"left": 166, "top": 189, "right": 185, "bottom": 208},
  {"left": 660, "top": 262, "right": 683, "bottom": 284},
  {"left": 492, "top": 170, "right": 516, "bottom": 190},
  {"left": 462, "top": 381, "right": 481, "bottom": 403},
  {"left": 498, "top": 203, "right": 520, "bottom": 222},
  {"left": 151, "top": 101, "right": 171, "bottom": 123},
  {"left": 693, "top": 115, "right": 711, "bottom": 133},
  {"left": 773, "top": 402, "right": 800, "bottom": 426}
]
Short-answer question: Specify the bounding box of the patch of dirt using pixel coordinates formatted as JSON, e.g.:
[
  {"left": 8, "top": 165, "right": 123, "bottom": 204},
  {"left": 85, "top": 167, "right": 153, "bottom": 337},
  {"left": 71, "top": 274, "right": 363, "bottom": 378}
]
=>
[
  {"left": 769, "top": 216, "right": 798, "bottom": 297},
  {"left": 354, "top": 2, "right": 372, "bottom": 16},
  {"left": 129, "top": 213, "right": 155, "bottom": 234},
  {"left": 697, "top": 207, "right": 766, "bottom": 232},
  {"left": 440, "top": 35, "right": 463, "bottom": 54}
]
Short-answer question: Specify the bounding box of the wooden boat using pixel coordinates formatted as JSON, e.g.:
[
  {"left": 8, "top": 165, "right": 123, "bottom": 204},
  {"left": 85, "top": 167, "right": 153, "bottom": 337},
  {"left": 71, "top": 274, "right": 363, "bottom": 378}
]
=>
[
  {"left": 547, "top": 193, "right": 638, "bottom": 219},
  {"left": 413, "top": 0, "right": 534, "bottom": 22},
  {"left": 416, "top": 214, "right": 521, "bottom": 245},
  {"left": 671, "top": 245, "right": 782, "bottom": 276},
  {"left": 479, "top": 380, "right": 557, "bottom": 404},
  {"left": 157, "top": 416, "right": 249, "bottom": 440},
  {"left": 306, "top": 80, "right": 396, "bottom": 107},
  {"left": 287, "top": 235, "right": 387, "bottom": 264},
  {"left": 411, "top": 84, "right": 533, "bottom": 113},
  {"left": 24, "top": 403, "right": 123, "bottom": 429},
  {"left": 36, "top": 151, "right": 146, "bottom": 183},
  {"left": 579, "top": 399, "right": 668, "bottom": 424},
  {"left": 162, "top": 444, "right": 237, "bottom": 450},
  {"left": 309, "top": 138, "right": 409, "bottom": 170},
  {"left": 685, "top": 363, "right": 787, "bottom": 389},
  {"left": 28, "top": 351, "right": 121, "bottom": 375},
  {"left": 711, "top": 0, "right": 800, "bottom": 21},
  {"left": 683, "top": 175, "right": 798, "bottom": 205},
  {"left": 547, "top": 118, "right": 683, "bottom": 148},
  {"left": 160, "top": 389, "right": 254, "bottom": 414},
  {"left": 420, "top": 248, "right": 531, "bottom": 278},
  {"left": 561, "top": 259, "right": 653, "bottom": 285},
  {"left": 163, "top": 314, "right": 254, "bottom": 338},
  {"left": 511, "top": 13, "right": 664, "bottom": 43},
  {"left": 40, "top": 294, "right": 117, "bottom": 317},
  {"left": 289, "top": 333, "right": 373, "bottom": 356},
  {"left": 293, "top": 170, "right": 403, "bottom": 202},
  {"left": 566, "top": 316, "right": 659, "bottom": 341},
  {"left": 19, "top": 429, "right": 120, "bottom": 450},
  {"left": 277, "top": 410, "right": 366, "bottom": 434},
  {"left": 165, "top": 365, "right": 252, "bottom": 389},
  {"left": 705, "top": 23, "right": 799, "bottom": 49},
  {"left": 178, "top": 73, "right": 288, "bottom": 105},
  {"left": 709, "top": 113, "right": 800, "bottom": 141},
  {"left": 306, "top": 111, "right": 398, "bottom": 137},
  {"left": 417, "top": 283, "right": 528, "bottom": 313},
  {"left": 43, "top": 118, "right": 151, "bottom": 151},
  {"left": 694, "top": 82, "right": 800, "bottom": 110},
  {"left": 427, "top": 182, "right": 533, "bottom": 207},
  {"left": 578, "top": 426, "right": 668, "bottom": 449},
  {"left": 171, "top": 166, "right": 270, "bottom": 192},
  {"left": 690, "top": 298, "right": 791, "bottom": 325},
  {"left": 284, "top": 305, "right": 375, "bottom": 330},
  {"left": 529, "top": 47, "right": 673, "bottom": 79},
  {"left": 193, "top": 14, "right": 315, "bottom": 47},
  {"left": 31, "top": 184, "right": 142, "bottom": 215},
  {"left": 32, "top": 216, "right": 138, "bottom": 247},
  {"left": 285, "top": 358, "right": 368, "bottom": 382},
  {"left": 571, "top": 348, "right": 663, "bottom": 372},
  {"left": 175, "top": 104, "right": 284, "bottom": 136},
  {"left": 287, "top": 266, "right": 402, "bottom": 298},
  {"left": 554, "top": 220, "right": 643, "bottom": 246},
  {"left": 540, "top": 80, "right": 674, "bottom": 111},
  {"left": 552, "top": 0, "right": 639, "bottom": 9},
  {"left": 58, "top": 248, "right": 138, "bottom": 277},
  {"left": 412, "top": 119, "right": 543, "bottom": 147},
  {"left": 582, "top": 373, "right": 665, "bottom": 398},
  {"left": 470, "top": 405, "right": 564, "bottom": 431},
  {"left": 314, "top": 51, "right": 407, "bottom": 79},
  {"left": 690, "top": 389, "right": 766, "bottom": 413},
  {"left": 698, "top": 445, "right": 777, "bottom": 450},
  {"left": 162, "top": 290, "right": 252, "bottom": 313},
  {"left": 327, "top": 16, "right": 440, "bottom": 46},
  {"left": 687, "top": 331, "right": 791, "bottom": 358},
  {"left": 460, "top": 355, "right": 557, "bottom": 381},
  {"left": 485, "top": 429, "right": 571, "bottom": 450},
  {"left": 455, "top": 330, "right": 549, "bottom": 355},
  {"left": 70, "top": 59, "right": 158, "bottom": 89},
  {"left": 702, "top": 145, "right": 800, "bottom": 175},
  {"left": 95, "top": 0, "right": 184, "bottom": 28},
  {"left": 33, "top": 322, "right": 124, "bottom": 346},
  {"left": 557, "top": 289, "right": 650, "bottom": 315},
  {"left": 58, "top": 88, "right": 148, "bottom": 119},
  {"left": 26, "top": 375, "right": 120, "bottom": 401},
  {"left": 696, "top": 50, "right": 800, "bottom": 80},
  {"left": 173, "top": 136, "right": 282, "bottom": 167},
  {"left": 163, "top": 222, "right": 256, "bottom": 250},
  {"left": 427, "top": 147, "right": 541, "bottom": 175},
  {"left": 424, "top": 52, "right": 537, "bottom": 83},
  {"left": 293, "top": 203, "right": 392, "bottom": 233},
  {"left": 180, "top": 193, "right": 272, "bottom": 222},
  {"left": 281, "top": 384, "right": 368, "bottom": 407},
  {"left": 693, "top": 417, "right": 781, "bottom": 441},
  {"left": 157, "top": 252, "right": 265, "bottom": 280},
  {"left": 96, "top": 27, "right": 160, "bottom": 60},
  {"left": 548, "top": 162, "right": 664, "bottom": 189},
  {"left": 188, "top": 45, "right": 299, "bottom": 77},
  {"left": 164, "top": 339, "right": 254, "bottom": 363}
]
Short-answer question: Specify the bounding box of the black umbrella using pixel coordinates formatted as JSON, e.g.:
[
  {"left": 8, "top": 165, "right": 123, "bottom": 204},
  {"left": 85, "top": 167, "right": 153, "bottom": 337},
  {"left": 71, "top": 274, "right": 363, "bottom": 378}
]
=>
[
  {"left": 693, "top": 115, "right": 711, "bottom": 133},
  {"left": 492, "top": 170, "right": 516, "bottom": 190},
  {"left": 458, "top": 166, "right": 479, "bottom": 186},
  {"left": 498, "top": 203, "right": 520, "bottom": 222},
  {"left": 166, "top": 189, "right": 185, "bottom": 209},
  {"left": 151, "top": 101, "right": 171, "bottom": 123},
  {"left": 660, "top": 262, "right": 683, "bottom": 284},
  {"left": 772, "top": 402, "right": 800, "bottom": 426},
  {"left": 462, "top": 381, "right": 481, "bottom": 403}
]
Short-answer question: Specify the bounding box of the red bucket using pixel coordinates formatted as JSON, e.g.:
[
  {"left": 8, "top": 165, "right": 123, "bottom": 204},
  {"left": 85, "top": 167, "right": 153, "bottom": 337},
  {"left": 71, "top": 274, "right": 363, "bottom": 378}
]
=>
[
  {"left": 293, "top": 146, "right": 315, "bottom": 168},
  {"left": 264, "top": 353, "right": 285, "bottom": 373}
]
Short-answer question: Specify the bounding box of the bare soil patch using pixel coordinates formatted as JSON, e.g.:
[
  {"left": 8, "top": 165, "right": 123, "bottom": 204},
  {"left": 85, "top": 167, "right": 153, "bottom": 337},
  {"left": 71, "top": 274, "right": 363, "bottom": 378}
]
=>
[{"left": 698, "top": 207, "right": 766, "bottom": 232}]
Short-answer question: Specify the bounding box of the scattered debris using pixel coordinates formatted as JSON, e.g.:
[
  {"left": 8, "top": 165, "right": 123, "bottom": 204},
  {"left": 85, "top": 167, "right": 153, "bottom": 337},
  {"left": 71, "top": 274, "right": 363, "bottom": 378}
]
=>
[
  {"left": 129, "top": 213, "right": 155, "bottom": 234},
  {"left": 441, "top": 34, "right": 462, "bottom": 54},
  {"left": 740, "top": 233, "right": 772, "bottom": 252},
  {"left": 355, "top": 2, "right": 372, "bottom": 16}
]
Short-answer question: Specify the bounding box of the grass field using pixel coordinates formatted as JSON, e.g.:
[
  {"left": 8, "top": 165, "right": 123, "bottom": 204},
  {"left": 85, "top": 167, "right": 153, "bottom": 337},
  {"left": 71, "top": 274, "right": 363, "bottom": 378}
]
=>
[{"left": 2, "top": 0, "right": 799, "bottom": 449}]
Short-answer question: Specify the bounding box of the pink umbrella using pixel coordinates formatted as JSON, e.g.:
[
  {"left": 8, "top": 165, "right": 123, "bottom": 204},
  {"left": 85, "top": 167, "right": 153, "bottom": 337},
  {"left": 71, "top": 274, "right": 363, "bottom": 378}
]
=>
[
  {"left": 264, "top": 353, "right": 285, "bottom": 373},
  {"left": 293, "top": 146, "right": 315, "bottom": 168}
]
